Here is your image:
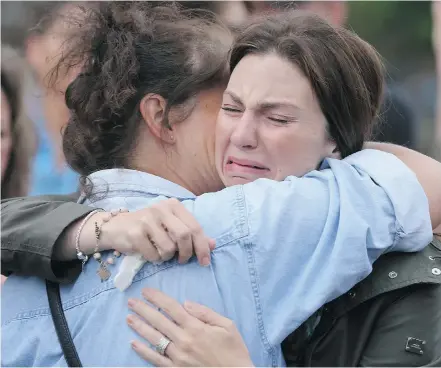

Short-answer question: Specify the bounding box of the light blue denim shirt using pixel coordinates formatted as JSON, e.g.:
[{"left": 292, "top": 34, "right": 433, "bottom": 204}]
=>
[{"left": 1, "top": 150, "right": 432, "bottom": 367}]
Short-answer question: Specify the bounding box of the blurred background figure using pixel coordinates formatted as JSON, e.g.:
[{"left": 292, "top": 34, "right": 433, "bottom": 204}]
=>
[
  {"left": 24, "top": 2, "right": 84, "bottom": 195},
  {"left": 1, "top": 45, "right": 36, "bottom": 199},
  {"left": 1, "top": 44, "right": 36, "bottom": 286},
  {"left": 0, "top": 1, "right": 439, "bottom": 201}
]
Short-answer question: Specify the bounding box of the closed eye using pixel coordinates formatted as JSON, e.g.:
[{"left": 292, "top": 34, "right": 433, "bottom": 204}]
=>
[
  {"left": 268, "top": 117, "right": 289, "bottom": 124},
  {"left": 221, "top": 106, "right": 242, "bottom": 113}
]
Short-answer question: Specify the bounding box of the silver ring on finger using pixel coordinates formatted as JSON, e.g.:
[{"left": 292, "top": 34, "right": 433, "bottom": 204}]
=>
[{"left": 155, "top": 336, "right": 171, "bottom": 356}]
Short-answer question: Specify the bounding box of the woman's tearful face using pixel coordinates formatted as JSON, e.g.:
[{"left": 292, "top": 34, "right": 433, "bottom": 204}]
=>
[{"left": 215, "top": 53, "right": 337, "bottom": 186}]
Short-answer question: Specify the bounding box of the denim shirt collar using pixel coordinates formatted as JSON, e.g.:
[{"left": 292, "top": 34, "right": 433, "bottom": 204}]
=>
[
  {"left": 79, "top": 169, "right": 197, "bottom": 202},
  {"left": 82, "top": 162, "right": 335, "bottom": 203},
  {"left": 319, "top": 157, "right": 334, "bottom": 170}
]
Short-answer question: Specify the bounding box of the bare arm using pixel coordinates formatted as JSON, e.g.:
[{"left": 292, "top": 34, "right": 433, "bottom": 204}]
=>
[{"left": 364, "top": 142, "right": 441, "bottom": 230}]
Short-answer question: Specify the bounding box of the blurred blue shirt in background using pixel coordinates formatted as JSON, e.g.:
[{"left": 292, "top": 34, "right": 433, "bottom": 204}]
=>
[{"left": 26, "top": 89, "right": 78, "bottom": 195}]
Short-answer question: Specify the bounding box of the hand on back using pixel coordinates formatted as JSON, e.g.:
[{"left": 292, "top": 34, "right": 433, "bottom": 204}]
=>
[{"left": 100, "top": 198, "right": 215, "bottom": 266}]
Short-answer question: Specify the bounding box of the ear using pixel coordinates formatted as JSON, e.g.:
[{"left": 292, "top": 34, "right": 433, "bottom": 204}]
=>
[{"left": 139, "top": 93, "right": 175, "bottom": 144}]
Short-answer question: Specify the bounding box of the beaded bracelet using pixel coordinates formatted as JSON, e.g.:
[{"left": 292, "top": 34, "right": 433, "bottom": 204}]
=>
[
  {"left": 75, "top": 209, "right": 104, "bottom": 269},
  {"left": 93, "top": 208, "right": 128, "bottom": 282}
]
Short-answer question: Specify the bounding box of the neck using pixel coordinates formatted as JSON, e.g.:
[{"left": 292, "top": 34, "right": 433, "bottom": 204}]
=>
[
  {"left": 148, "top": 164, "right": 204, "bottom": 195},
  {"left": 131, "top": 146, "right": 224, "bottom": 196}
]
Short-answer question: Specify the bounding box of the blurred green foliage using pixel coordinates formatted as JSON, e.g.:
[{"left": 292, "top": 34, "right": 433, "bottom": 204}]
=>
[{"left": 348, "top": 1, "right": 433, "bottom": 77}]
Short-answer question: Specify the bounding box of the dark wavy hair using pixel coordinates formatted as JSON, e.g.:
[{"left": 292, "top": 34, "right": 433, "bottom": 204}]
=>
[
  {"left": 231, "top": 11, "right": 385, "bottom": 158},
  {"left": 51, "top": 2, "right": 232, "bottom": 176}
]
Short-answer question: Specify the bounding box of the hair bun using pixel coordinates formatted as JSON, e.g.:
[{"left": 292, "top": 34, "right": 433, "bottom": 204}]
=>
[{"left": 52, "top": 2, "right": 231, "bottom": 176}]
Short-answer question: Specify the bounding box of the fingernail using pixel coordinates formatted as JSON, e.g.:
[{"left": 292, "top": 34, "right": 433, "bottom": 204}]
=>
[
  {"left": 127, "top": 315, "right": 134, "bottom": 326},
  {"left": 184, "top": 301, "right": 194, "bottom": 310},
  {"left": 130, "top": 340, "right": 139, "bottom": 350},
  {"left": 128, "top": 298, "right": 136, "bottom": 308},
  {"left": 201, "top": 256, "right": 210, "bottom": 266},
  {"left": 209, "top": 239, "right": 216, "bottom": 249}
]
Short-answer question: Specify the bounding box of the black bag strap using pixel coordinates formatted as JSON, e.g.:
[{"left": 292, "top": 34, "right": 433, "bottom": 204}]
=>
[{"left": 46, "top": 280, "right": 82, "bottom": 367}]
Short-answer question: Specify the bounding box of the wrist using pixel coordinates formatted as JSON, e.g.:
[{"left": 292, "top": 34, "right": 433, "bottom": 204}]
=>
[
  {"left": 92, "top": 209, "right": 132, "bottom": 255},
  {"left": 79, "top": 212, "right": 113, "bottom": 255},
  {"left": 97, "top": 211, "right": 128, "bottom": 253},
  {"left": 53, "top": 211, "right": 106, "bottom": 261}
]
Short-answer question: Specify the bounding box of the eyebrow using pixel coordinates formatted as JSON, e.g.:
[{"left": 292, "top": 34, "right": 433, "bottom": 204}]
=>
[
  {"left": 223, "top": 91, "right": 243, "bottom": 106},
  {"left": 223, "top": 90, "right": 301, "bottom": 111},
  {"left": 259, "top": 102, "right": 301, "bottom": 111}
]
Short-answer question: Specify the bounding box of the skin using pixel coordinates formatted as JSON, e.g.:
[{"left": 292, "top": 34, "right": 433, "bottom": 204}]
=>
[
  {"left": 62, "top": 53, "right": 338, "bottom": 263},
  {"left": 134, "top": 87, "right": 226, "bottom": 196},
  {"left": 123, "top": 53, "right": 441, "bottom": 366},
  {"left": 8, "top": 2, "right": 436, "bottom": 365},
  {"left": 215, "top": 53, "right": 336, "bottom": 186},
  {"left": 56, "top": 51, "right": 441, "bottom": 265},
  {"left": 1, "top": 90, "right": 13, "bottom": 182},
  {"left": 127, "top": 288, "right": 253, "bottom": 367},
  {"left": 125, "top": 54, "right": 336, "bottom": 365},
  {"left": 134, "top": 55, "right": 335, "bottom": 192},
  {"left": 55, "top": 52, "right": 340, "bottom": 365},
  {"left": 121, "top": 53, "right": 348, "bottom": 365},
  {"left": 49, "top": 52, "right": 441, "bottom": 366}
]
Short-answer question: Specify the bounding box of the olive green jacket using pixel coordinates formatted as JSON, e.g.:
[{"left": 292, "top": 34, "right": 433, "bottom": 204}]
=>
[
  {"left": 1, "top": 194, "right": 88, "bottom": 282},
  {"left": 283, "top": 237, "right": 441, "bottom": 366}
]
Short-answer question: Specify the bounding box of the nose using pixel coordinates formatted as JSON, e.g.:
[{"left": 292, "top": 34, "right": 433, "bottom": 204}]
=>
[{"left": 230, "top": 111, "right": 258, "bottom": 150}]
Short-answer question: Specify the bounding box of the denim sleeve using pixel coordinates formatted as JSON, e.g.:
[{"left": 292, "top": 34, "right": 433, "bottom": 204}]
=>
[{"left": 241, "top": 149, "right": 431, "bottom": 347}]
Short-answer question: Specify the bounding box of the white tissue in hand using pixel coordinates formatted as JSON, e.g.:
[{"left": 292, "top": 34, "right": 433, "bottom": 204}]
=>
[{"left": 114, "top": 254, "right": 146, "bottom": 291}]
